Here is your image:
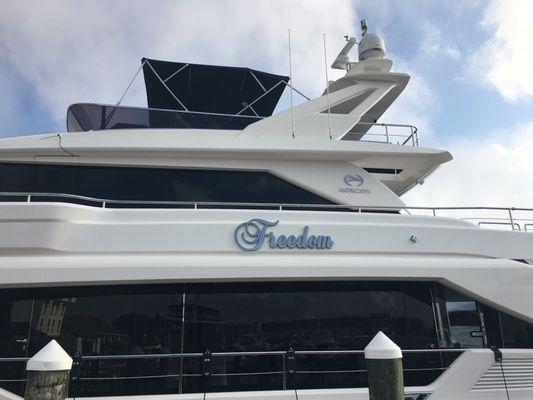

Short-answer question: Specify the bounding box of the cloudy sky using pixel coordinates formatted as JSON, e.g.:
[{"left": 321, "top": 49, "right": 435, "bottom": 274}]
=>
[{"left": 0, "top": 0, "right": 532, "bottom": 207}]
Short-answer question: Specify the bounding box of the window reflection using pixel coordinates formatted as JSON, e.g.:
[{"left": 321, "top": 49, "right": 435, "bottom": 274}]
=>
[
  {"left": 182, "top": 282, "right": 438, "bottom": 392},
  {"left": 7, "top": 281, "right": 533, "bottom": 396},
  {"left": 0, "top": 163, "right": 333, "bottom": 205},
  {"left": 24, "top": 286, "right": 184, "bottom": 397},
  {"left": 29, "top": 291, "right": 182, "bottom": 357},
  {"left": 500, "top": 313, "right": 533, "bottom": 348},
  {"left": 442, "top": 288, "right": 484, "bottom": 349}
]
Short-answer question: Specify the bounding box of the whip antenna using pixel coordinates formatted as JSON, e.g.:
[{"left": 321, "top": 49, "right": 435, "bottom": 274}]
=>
[
  {"left": 288, "top": 29, "right": 295, "bottom": 138},
  {"left": 323, "top": 33, "right": 332, "bottom": 139}
]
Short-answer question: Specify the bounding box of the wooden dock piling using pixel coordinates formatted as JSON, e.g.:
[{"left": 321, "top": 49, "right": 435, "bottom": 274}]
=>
[
  {"left": 24, "top": 340, "right": 72, "bottom": 400},
  {"left": 364, "top": 331, "right": 404, "bottom": 400}
]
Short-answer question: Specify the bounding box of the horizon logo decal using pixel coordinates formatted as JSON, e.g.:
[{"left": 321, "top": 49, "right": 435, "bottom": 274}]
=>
[
  {"left": 344, "top": 174, "right": 364, "bottom": 187},
  {"left": 339, "top": 174, "right": 371, "bottom": 194},
  {"left": 234, "top": 218, "right": 334, "bottom": 251}
]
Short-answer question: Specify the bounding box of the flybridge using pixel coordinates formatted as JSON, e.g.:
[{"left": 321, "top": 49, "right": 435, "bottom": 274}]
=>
[
  {"left": 66, "top": 20, "right": 419, "bottom": 145},
  {"left": 67, "top": 60, "right": 289, "bottom": 132}
]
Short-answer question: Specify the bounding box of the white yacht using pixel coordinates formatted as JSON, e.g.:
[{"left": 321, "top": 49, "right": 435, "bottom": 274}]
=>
[{"left": 1, "top": 22, "right": 533, "bottom": 400}]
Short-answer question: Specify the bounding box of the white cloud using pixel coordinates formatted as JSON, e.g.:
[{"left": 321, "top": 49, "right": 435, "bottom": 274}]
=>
[
  {"left": 403, "top": 120, "right": 533, "bottom": 208},
  {"left": 419, "top": 21, "right": 461, "bottom": 61},
  {"left": 379, "top": 58, "right": 439, "bottom": 142},
  {"left": 0, "top": 62, "right": 17, "bottom": 123},
  {"left": 469, "top": 0, "right": 533, "bottom": 102},
  {"left": 0, "top": 0, "right": 357, "bottom": 131}
]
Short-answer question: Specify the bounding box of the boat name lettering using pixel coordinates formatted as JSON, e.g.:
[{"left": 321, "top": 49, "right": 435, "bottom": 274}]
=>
[{"left": 234, "top": 218, "right": 334, "bottom": 251}]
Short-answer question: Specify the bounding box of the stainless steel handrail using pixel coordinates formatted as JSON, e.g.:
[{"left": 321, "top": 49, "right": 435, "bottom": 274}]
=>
[
  {"left": 2, "top": 191, "right": 532, "bottom": 211},
  {"left": 0, "top": 348, "right": 463, "bottom": 394},
  {"left": 478, "top": 221, "right": 521, "bottom": 231},
  {"left": 0, "top": 348, "right": 464, "bottom": 363},
  {"left": 1, "top": 191, "right": 531, "bottom": 231},
  {"left": 79, "top": 350, "right": 286, "bottom": 361},
  {"left": 351, "top": 121, "right": 419, "bottom": 146},
  {"left": 69, "top": 103, "right": 419, "bottom": 146}
]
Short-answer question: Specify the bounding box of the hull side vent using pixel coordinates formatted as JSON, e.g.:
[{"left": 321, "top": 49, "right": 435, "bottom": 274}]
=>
[{"left": 471, "top": 356, "right": 533, "bottom": 391}]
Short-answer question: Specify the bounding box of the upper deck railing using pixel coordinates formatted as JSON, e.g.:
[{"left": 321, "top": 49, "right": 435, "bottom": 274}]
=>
[
  {"left": 66, "top": 103, "right": 419, "bottom": 146},
  {"left": 348, "top": 121, "right": 419, "bottom": 146},
  {"left": 0, "top": 192, "right": 531, "bottom": 232}
]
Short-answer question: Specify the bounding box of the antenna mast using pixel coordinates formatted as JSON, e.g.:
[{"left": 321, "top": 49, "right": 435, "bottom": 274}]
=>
[
  {"left": 288, "top": 29, "right": 295, "bottom": 138},
  {"left": 323, "top": 33, "right": 332, "bottom": 140}
]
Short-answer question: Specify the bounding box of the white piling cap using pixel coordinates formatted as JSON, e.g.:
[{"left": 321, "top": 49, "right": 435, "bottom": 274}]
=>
[
  {"left": 364, "top": 331, "right": 402, "bottom": 359},
  {"left": 27, "top": 340, "right": 73, "bottom": 371}
]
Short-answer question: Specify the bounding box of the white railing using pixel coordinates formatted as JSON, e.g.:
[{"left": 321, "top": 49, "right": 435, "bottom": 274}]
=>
[
  {"left": 1, "top": 192, "right": 532, "bottom": 232},
  {"left": 351, "top": 122, "right": 419, "bottom": 146}
]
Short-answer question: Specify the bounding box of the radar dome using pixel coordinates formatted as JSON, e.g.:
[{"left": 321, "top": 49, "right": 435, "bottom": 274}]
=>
[{"left": 358, "top": 32, "right": 386, "bottom": 61}]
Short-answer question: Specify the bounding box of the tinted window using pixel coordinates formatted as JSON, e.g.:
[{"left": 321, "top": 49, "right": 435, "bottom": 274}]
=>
[
  {"left": 183, "top": 282, "right": 438, "bottom": 391},
  {"left": 0, "top": 281, "right": 448, "bottom": 396},
  {"left": 433, "top": 285, "right": 533, "bottom": 350},
  {"left": 499, "top": 313, "right": 533, "bottom": 348},
  {"left": 27, "top": 285, "right": 183, "bottom": 397},
  {"left": 0, "top": 294, "right": 33, "bottom": 395},
  {"left": 0, "top": 163, "right": 36, "bottom": 192},
  {"left": 0, "top": 163, "right": 332, "bottom": 205}
]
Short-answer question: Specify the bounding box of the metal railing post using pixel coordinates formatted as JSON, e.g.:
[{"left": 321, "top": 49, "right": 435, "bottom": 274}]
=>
[
  {"left": 202, "top": 349, "right": 212, "bottom": 395},
  {"left": 282, "top": 353, "right": 287, "bottom": 390},
  {"left": 384, "top": 124, "right": 390, "bottom": 143},
  {"left": 285, "top": 348, "right": 296, "bottom": 391},
  {"left": 70, "top": 353, "right": 82, "bottom": 397},
  {"left": 509, "top": 208, "right": 516, "bottom": 231}
]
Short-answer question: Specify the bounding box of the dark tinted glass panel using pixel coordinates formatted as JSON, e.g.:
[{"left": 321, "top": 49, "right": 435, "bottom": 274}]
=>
[
  {"left": 183, "top": 281, "right": 438, "bottom": 392},
  {"left": 441, "top": 287, "right": 484, "bottom": 348},
  {"left": 0, "top": 294, "right": 33, "bottom": 395},
  {"left": 0, "top": 163, "right": 332, "bottom": 206},
  {"left": 67, "top": 104, "right": 262, "bottom": 132},
  {"left": 182, "top": 284, "right": 320, "bottom": 393},
  {"left": 0, "top": 281, "right": 453, "bottom": 397},
  {"left": 317, "top": 282, "right": 436, "bottom": 350},
  {"left": 363, "top": 168, "right": 402, "bottom": 174},
  {"left": 500, "top": 313, "right": 533, "bottom": 348},
  {"left": 27, "top": 285, "right": 182, "bottom": 357},
  {"left": 0, "top": 163, "right": 36, "bottom": 192},
  {"left": 478, "top": 304, "right": 504, "bottom": 348},
  {"left": 72, "top": 359, "right": 182, "bottom": 397},
  {"left": 25, "top": 285, "right": 182, "bottom": 397}
]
